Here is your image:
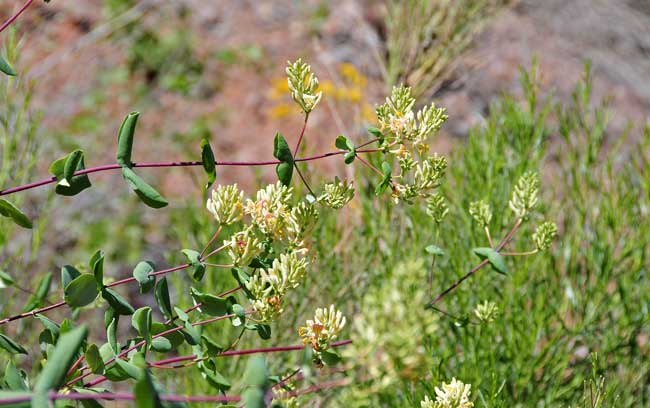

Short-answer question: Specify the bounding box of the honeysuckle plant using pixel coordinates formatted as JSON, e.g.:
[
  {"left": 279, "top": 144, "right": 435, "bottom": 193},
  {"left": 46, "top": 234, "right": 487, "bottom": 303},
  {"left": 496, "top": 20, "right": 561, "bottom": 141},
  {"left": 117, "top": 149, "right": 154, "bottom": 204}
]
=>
[
  {"left": 0, "top": 48, "right": 457, "bottom": 406},
  {"left": 0, "top": 8, "right": 561, "bottom": 404}
]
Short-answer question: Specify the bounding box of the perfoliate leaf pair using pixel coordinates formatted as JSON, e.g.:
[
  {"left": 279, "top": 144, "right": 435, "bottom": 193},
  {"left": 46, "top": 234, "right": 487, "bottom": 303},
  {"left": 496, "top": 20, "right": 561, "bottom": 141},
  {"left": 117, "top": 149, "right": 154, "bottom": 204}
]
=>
[
  {"left": 274, "top": 132, "right": 294, "bottom": 186},
  {"left": 473, "top": 247, "right": 508, "bottom": 275},
  {"left": 335, "top": 135, "right": 356, "bottom": 164},
  {"left": 49, "top": 149, "right": 92, "bottom": 196},
  {"left": 116, "top": 112, "right": 168, "bottom": 208}
]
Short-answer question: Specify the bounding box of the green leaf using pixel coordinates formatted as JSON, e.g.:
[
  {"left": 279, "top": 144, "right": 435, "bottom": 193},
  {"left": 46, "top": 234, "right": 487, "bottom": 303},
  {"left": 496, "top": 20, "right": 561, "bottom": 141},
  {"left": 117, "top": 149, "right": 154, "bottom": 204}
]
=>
[
  {"left": 344, "top": 150, "right": 356, "bottom": 164},
  {"left": 116, "top": 112, "right": 140, "bottom": 167},
  {"left": 190, "top": 288, "right": 228, "bottom": 317},
  {"left": 61, "top": 265, "right": 81, "bottom": 289},
  {"left": 0, "top": 270, "right": 15, "bottom": 289},
  {"left": 154, "top": 278, "right": 173, "bottom": 320},
  {"left": 49, "top": 151, "right": 92, "bottom": 196},
  {"left": 107, "top": 316, "right": 119, "bottom": 352},
  {"left": 63, "top": 150, "right": 83, "bottom": 182},
  {"left": 335, "top": 135, "right": 356, "bottom": 164},
  {"left": 132, "top": 307, "right": 153, "bottom": 345},
  {"left": 181, "top": 321, "right": 201, "bottom": 345},
  {"left": 0, "top": 334, "right": 28, "bottom": 355},
  {"left": 23, "top": 272, "right": 52, "bottom": 312},
  {"left": 0, "top": 55, "right": 17, "bottom": 76},
  {"left": 121, "top": 167, "right": 168, "bottom": 209},
  {"left": 473, "top": 247, "right": 508, "bottom": 275},
  {"left": 151, "top": 322, "right": 184, "bottom": 349},
  {"left": 85, "top": 344, "right": 105, "bottom": 375},
  {"left": 114, "top": 358, "right": 142, "bottom": 381},
  {"left": 201, "top": 336, "right": 224, "bottom": 355},
  {"left": 89, "top": 250, "right": 105, "bottom": 288},
  {"left": 273, "top": 132, "right": 293, "bottom": 163},
  {"left": 151, "top": 336, "right": 173, "bottom": 352},
  {"left": 198, "top": 360, "right": 230, "bottom": 392},
  {"left": 133, "top": 261, "right": 156, "bottom": 293},
  {"left": 275, "top": 162, "right": 293, "bottom": 187},
  {"left": 64, "top": 274, "right": 99, "bottom": 308},
  {"left": 4, "top": 361, "right": 27, "bottom": 390},
  {"left": 320, "top": 349, "right": 342, "bottom": 366},
  {"left": 201, "top": 138, "right": 216, "bottom": 189},
  {"left": 134, "top": 370, "right": 163, "bottom": 408},
  {"left": 366, "top": 126, "right": 383, "bottom": 139},
  {"left": 254, "top": 324, "right": 271, "bottom": 340},
  {"left": 101, "top": 288, "right": 135, "bottom": 315},
  {"left": 424, "top": 245, "right": 445, "bottom": 256},
  {"left": 181, "top": 249, "right": 205, "bottom": 281},
  {"left": 374, "top": 162, "right": 392, "bottom": 195},
  {"left": 34, "top": 325, "right": 88, "bottom": 393},
  {"left": 242, "top": 356, "right": 267, "bottom": 408},
  {"left": 0, "top": 198, "right": 32, "bottom": 229},
  {"left": 273, "top": 132, "right": 294, "bottom": 187}
]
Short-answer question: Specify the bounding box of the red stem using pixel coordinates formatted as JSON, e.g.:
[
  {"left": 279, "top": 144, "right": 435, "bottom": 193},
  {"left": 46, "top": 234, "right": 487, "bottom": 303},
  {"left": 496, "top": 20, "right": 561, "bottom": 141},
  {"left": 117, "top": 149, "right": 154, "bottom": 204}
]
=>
[
  {"left": 0, "top": 148, "right": 381, "bottom": 197},
  {"left": 0, "top": 0, "right": 35, "bottom": 34},
  {"left": 0, "top": 264, "right": 192, "bottom": 326},
  {"left": 0, "top": 391, "right": 240, "bottom": 404},
  {"left": 293, "top": 114, "right": 310, "bottom": 157}
]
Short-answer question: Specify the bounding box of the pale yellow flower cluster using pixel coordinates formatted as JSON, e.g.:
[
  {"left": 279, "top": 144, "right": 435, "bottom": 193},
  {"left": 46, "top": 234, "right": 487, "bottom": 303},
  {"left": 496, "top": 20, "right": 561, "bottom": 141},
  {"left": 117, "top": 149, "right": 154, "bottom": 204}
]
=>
[
  {"left": 318, "top": 178, "right": 355, "bottom": 209},
  {"left": 374, "top": 85, "right": 449, "bottom": 203},
  {"left": 206, "top": 182, "right": 320, "bottom": 323},
  {"left": 245, "top": 252, "right": 308, "bottom": 322},
  {"left": 206, "top": 184, "right": 244, "bottom": 225},
  {"left": 299, "top": 305, "right": 346, "bottom": 355},
  {"left": 421, "top": 378, "right": 474, "bottom": 408}
]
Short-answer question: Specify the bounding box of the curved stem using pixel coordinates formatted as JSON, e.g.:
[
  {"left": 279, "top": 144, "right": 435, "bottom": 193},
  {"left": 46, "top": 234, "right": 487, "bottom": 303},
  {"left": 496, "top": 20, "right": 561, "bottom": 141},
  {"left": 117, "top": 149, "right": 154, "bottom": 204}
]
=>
[
  {"left": 0, "top": 0, "right": 35, "bottom": 34},
  {"left": 0, "top": 147, "right": 382, "bottom": 197}
]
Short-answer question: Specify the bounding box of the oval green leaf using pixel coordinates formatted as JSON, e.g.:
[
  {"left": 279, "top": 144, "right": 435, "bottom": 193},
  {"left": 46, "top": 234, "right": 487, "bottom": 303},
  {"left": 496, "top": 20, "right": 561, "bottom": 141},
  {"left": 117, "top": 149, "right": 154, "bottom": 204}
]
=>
[{"left": 64, "top": 274, "right": 99, "bottom": 308}]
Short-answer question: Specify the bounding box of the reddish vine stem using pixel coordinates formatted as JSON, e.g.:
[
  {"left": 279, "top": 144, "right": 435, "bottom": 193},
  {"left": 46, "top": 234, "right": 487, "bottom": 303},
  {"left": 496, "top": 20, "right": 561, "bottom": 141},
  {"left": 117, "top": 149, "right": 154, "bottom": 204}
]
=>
[
  {"left": 66, "top": 286, "right": 243, "bottom": 385},
  {"left": 0, "top": 0, "right": 35, "bottom": 34},
  {"left": 88, "top": 339, "right": 352, "bottom": 388},
  {"left": 0, "top": 147, "right": 382, "bottom": 197},
  {"left": 0, "top": 263, "right": 192, "bottom": 326},
  {"left": 428, "top": 218, "right": 523, "bottom": 306},
  {"left": 0, "top": 391, "right": 240, "bottom": 404},
  {"left": 293, "top": 113, "right": 310, "bottom": 157}
]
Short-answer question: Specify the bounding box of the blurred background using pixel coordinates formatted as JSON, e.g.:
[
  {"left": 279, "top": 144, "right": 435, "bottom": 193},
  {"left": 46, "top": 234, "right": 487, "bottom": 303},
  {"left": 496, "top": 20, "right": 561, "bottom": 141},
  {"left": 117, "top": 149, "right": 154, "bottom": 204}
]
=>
[{"left": 1, "top": 1, "right": 650, "bottom": 406}]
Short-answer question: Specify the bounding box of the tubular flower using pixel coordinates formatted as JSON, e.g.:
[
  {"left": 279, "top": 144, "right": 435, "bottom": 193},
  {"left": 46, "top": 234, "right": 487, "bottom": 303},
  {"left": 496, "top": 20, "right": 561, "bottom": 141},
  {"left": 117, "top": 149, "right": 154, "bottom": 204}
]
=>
[
  {"left": 299, "top": 305, "right": 346, "bottom": 355},
  {"left": 426, "top": 192, "right": 449, "bottom": 223},
  {"left": 287, "top": 201, "right": 319, "bottom": 249},
  {"left": 532, "top": 221, "right": 558, "bottom": 251},
  {"left": 474, "top": 300, "right": 499, "bottom": 323},
  {"left": 245, "top": 182, "right": 294, "bottom": 239},
  {"left": 318, "top": 178, "right": 355, "bottom": 209},
  {"left": 469, "top": 200, "right": 492, "bottom": 228},
  {"left": 245, "top": 252, "right": 309, "bottom": 322},
  {"left": 509, "top": 171, "right": 539, "bottom": 218},
  {"left": 414, "top": 155, "right": 447, "bottom": 191},
  {"left": 206, "top": 184, "right": 244, "bottom": 225},
  {"left": 225, "top": 227, "right": 263, "bottom": 267},
  {"left": 286, "top": 59, "right": 322, "bottom": 113},
  {"left": 432, "top": 378, "right": 474, "bottom": 408}
]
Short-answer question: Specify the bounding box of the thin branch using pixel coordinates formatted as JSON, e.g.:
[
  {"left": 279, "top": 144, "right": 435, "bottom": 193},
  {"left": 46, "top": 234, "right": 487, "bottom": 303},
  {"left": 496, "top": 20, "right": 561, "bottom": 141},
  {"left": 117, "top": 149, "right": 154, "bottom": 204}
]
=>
[
  {"left": 293, "top": 113, "right": 310, "bottom": 157},
  {"left": 0, "top": 0, "right": 35, "bottom": 34},
  {"left": 200, "top": 226, "right": 222, "bottom": 259},
  {"left": 0, "top": 391, "right": 240, "bottom": 404},
  {"left": 0, "top": 146, "right": 383, "bottom": 197},
  {"left": 428, "top": 218, "right": 523, "bottom": 306}
]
